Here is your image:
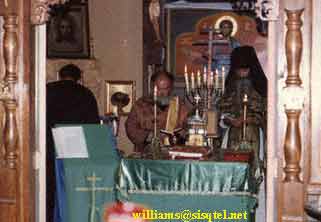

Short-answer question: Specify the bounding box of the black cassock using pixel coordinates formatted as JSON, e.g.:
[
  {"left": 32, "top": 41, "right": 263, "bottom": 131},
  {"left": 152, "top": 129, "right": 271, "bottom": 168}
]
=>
[{"left": 46, "top": 80, "right": 99, "bottom": 222}]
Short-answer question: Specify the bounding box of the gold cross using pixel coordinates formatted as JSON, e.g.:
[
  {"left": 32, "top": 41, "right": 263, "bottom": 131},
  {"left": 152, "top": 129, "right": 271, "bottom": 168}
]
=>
[{"left": 76, "top": 172, "right": 113, "bottom": 222}]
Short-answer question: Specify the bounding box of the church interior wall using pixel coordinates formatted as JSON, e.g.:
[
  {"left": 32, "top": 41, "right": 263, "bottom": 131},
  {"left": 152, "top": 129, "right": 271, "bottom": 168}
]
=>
[{"left": 46, "top": 0, "right": 142, "bottom": 154}]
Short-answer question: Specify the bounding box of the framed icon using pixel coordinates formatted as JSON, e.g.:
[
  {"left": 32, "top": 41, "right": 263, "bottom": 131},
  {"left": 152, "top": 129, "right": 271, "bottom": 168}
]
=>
[
  {"left": 105, "top": 81, "right": 136, "bottom": 116},
  {"left": 47, "top": 2, "right": 90, "bottom": 58}
]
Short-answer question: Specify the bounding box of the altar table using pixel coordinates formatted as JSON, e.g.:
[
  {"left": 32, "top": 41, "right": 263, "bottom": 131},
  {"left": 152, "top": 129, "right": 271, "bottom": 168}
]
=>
[{"left": 54, "top": 125, "right": 258, "bottom": 222}]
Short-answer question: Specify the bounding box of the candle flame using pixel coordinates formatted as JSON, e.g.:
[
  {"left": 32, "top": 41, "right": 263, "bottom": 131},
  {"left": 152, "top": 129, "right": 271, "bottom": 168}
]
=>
[
  {"left": 243, "top": 94, "right": 248, "bottom": 102},
  {"left": 154, "top": 86, "right": 158, "bottom": 99},
  {"left": 191, "top": 72, "right": 195, "bottom": 89}
]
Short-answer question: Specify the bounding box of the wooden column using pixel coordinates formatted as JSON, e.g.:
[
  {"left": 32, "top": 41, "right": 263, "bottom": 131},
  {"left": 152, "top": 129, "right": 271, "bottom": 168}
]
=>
[
  {"left": 0, "top": 3, "right": 20, "bottom": 222},
  {"left": 285, "top": 10, "right": 303, "bottom": 86},
  {"left": 281, "top": 8, "right": 305, "bottom": 222},
  {"left": 3, "top": 15, "right": 19, "bottom": 169},
  {"left": 283, "top": 9, "right": 303, "bottom": 182},
  {"left": 284, "top": 110, "right": 301, "bottom": 182}
]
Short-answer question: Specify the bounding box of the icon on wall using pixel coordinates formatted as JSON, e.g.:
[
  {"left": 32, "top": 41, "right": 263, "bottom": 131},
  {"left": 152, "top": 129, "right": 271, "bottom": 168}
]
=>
[
  {"left": 105, "top": 81, "right": 136, "bottom": 116},
  {"left": 47, "top": 2, "right": 90, "bottom": 58}
]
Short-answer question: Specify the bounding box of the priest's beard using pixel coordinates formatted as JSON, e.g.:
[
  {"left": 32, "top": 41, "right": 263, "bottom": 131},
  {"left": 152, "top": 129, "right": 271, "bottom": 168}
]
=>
[
  {"left": 235, "top": 77, "right": 252, "bottom": 104},
  {"left": 156, "top": 96, "right": 171, "bottom": 111}
]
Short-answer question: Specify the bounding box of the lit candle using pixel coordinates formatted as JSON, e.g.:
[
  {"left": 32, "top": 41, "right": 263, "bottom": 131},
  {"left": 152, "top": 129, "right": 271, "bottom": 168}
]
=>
[
  {"left": 197, "top": 70, "right": 201, "bottom": 87},
  {"left": 243, "top": 94, "right": 248, "bottom": 102},
  {"left": 154, "top": 85, "right": 158, "bottom": 101},
  {"left": 215, "top": 69, "right": 219, "bottom": 88},
  {"left": 184, "top": 65, "right": 190, "bottom": 93},
  {"left": 203, "top": 66, "right": 207, "bottom": 85},
  {"left": 222, "top": 66, "right": 225, "bottom": 93},
  {"left": 210, "top": 71, "right": 214, "bottom": 87},
  {"left": 191, "top": 72, "right": 195, "bottom": 90},
  {"left": 243, "top": 94, "right": 248, "bottom": 140}
]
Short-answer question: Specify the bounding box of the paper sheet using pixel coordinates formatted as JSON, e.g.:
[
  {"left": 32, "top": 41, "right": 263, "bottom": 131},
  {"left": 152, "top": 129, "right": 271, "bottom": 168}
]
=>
[{"left": 52, "top": 126, "right": 89, "bottom": 158}]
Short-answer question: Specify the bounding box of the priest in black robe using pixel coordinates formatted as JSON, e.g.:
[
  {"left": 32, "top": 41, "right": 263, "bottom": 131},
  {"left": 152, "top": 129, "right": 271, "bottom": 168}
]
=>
[{"left": 46, "top": 64, "right": 99, "bottom": 222}]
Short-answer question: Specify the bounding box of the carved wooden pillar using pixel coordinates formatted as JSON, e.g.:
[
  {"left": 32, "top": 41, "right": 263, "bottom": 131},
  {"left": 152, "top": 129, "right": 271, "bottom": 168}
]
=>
[
  {"left": 4, "top": 100, "right": 18, "bottom": 169},
  {"left": 3, "top": 15, "right": 19, "bottom": 169},
  {"left": 281, "top": 8, "right": 305, "bottom": 221},
  {"left": 283, "top": 9, "right": 303, "bottom": 182},
  {"left": 284, "top": 110, "right": 301, "bottom": 182},
  {"left": 285, "top": 9, "right": 303, "bottom": 86},
  {"left": 3, "top": 15, "right": 18, "bottom": 84}
]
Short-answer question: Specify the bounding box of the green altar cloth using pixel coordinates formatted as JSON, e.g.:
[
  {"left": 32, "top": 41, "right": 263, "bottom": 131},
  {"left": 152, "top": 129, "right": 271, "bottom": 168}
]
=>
[
  {"left": 62, "top": 159, "right": 119, "bottom": 222},
  {"left": 117, "top": 159, "right": 257, "bottom": 222},
  {"left": 54, "top": 125, "right": 120, "bottom": 222},
  {"left": 55, "top": 125, "right": 258, "bottom": 222}
]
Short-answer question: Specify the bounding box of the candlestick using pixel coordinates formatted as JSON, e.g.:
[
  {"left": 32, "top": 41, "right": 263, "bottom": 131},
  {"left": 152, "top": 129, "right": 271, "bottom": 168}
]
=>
[
  {"left": 154, "top": 85, "right": 158, "bottom": 137},
  {"left": 197, "top": 70, "right": 201, "bottom": 87},
  {"left": 191, "top": 72, "right": 195, "bottom": 90}
]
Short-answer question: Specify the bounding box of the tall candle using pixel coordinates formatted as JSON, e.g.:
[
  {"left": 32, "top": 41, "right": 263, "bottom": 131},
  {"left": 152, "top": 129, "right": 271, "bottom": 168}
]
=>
[
  {"left": 208, "top": 28, "right": 213, "bottom": 77},
  {"left": 154, "top": 85, "right": 158, "bottom": 101},
  {"left": 203, "top": 66, "right": 207, "bottom": 85},
  {"left": 242, "top": 94, "right": 248, "bottom": 140},
  {"left": 184, "top": 65, "right": 190, "bottom": 93},
  {"left": 215, "top": 69, "right": 219, "bottom": 88},
  {"left": 191, "top": 72, "right": 195, "bottom": 90},
  {"left": 197, "top": 70, "right": 201, "bottom": 87},
  {"left": 210, "top": 71, "right": 214, "bottom": 87}
]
